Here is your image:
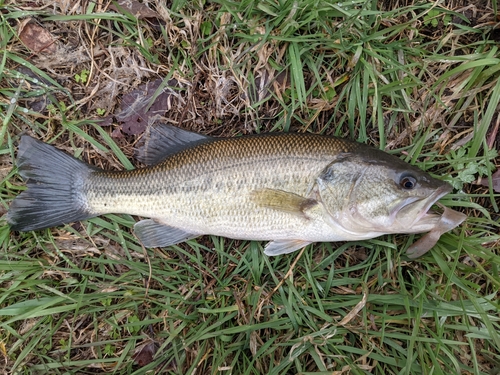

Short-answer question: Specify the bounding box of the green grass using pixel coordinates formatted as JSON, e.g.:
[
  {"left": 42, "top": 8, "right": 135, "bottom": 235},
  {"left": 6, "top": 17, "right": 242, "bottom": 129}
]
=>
[{"left": 1, "top": 0, "right": 500, "bottom": 374}]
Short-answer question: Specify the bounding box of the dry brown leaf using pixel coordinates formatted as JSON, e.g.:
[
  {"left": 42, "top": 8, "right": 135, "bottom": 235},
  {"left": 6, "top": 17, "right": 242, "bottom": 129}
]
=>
[
  {"left": 132, "top": 339, "right": 176, "bottom": 370},
  {"left": 18, "top": 19, "right": 57, "bottom": 54},
  {"left": 115, "top": 79, "right": 179, "bottom": 135},
  {"left": 17, "top": 66, "right": 51, "bottom": 112},
  {"left": 132, "top": 341, "right": 158, "bottom": 367},
  {"left": 479, "top": 169, "right": 500, "bottom": 192},
  {"left": 110, "top": 0, "right": 159, "bottom": 19}
]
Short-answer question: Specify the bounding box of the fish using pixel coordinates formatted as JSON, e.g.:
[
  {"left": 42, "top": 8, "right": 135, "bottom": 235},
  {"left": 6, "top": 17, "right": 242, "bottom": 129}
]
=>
[{"left": 7, "top": 123, "right": 466, "bottom": 257}]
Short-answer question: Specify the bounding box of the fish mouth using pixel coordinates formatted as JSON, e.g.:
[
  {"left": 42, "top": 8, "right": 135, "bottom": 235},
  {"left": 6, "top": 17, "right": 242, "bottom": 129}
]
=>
[
  {"left": 395, "top": 183, "right": 453, "bottom": 231},
  {"left": 416, "top": 184, "right": 452, "bottom": 220}
]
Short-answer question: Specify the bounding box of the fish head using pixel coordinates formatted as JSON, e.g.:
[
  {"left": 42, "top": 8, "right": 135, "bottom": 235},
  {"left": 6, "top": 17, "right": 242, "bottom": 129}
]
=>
[{"left": 317, "top": 150, "right": 453, "bottom": 237}]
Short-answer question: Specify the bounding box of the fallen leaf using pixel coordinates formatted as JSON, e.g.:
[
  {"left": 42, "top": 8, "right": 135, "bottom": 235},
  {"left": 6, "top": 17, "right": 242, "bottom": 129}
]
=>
[
  {"left": 132, "top": 341, "right": 158, "bottom": 367},
  {"left": 479, "top": 169, "right": 500, "bottom": 192},
  {"left": 18, "top": 19, "right": 57, "bottom": 54},
  {"left": 110, "top": 0, "right": 159, "bottom": 19},
  {"left": 97, "top": 116, "right": 113, "bottom": 127},
  {"left": 111, "top": 127, "right": 124, "bottom": 138},
  {"left": 132, "top": 339, "right": 176, "bottom": 370},
  {"left": 115, "top": 79, "right": 179, "bottom": 135},
  {"left": 17, "top": 66, "right": 52, "bottom": 112}
]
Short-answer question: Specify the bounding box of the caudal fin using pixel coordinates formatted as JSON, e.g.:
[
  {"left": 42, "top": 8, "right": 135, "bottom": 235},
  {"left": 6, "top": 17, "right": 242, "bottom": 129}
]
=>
[{"left": 7, "top": 135, "right": 97, "bottom": 231}]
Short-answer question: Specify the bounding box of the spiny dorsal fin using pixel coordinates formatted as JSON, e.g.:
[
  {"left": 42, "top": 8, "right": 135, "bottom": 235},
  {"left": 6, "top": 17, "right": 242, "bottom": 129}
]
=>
[
  {"left": 135, "top": 121, "right": 213, "bottom": 165},
  {"left": 250, "top": 188, "right": 318, "bottom": 217}
]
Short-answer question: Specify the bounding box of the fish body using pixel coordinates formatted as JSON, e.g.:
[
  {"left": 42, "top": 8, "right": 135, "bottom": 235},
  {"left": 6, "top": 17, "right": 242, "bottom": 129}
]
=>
[{"left": 7, "top": 124, "right": 465, "bottom": 256}]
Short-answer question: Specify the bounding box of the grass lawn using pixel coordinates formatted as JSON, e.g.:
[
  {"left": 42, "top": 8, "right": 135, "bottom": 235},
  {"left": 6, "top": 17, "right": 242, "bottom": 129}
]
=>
[{"left": 0, "top": 0, "right": 499, "bottom": 374}]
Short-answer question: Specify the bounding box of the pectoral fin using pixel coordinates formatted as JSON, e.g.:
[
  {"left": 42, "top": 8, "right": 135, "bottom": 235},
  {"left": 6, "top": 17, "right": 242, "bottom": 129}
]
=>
[
  {"left": 264, "top": 239, "right": 312, "bottom": 256},
  {"left": 134, "top": 219, "right": 199, "bottom": 247},
  {"left": 250, "top": 188, "right": 318, "bottom": 217}
]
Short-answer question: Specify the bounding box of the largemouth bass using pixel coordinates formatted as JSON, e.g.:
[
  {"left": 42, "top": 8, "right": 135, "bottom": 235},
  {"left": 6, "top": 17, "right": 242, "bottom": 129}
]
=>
[{"left": 7, "top": 124, "right": 466, "bottom": 257}]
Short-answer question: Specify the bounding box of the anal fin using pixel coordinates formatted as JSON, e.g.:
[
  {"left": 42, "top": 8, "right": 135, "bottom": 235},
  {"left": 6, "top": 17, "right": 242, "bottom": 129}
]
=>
[
  {"left": 134, "top": 219, "right": 199, "bottom": 248},
  {"left": 264, "top": 240, "right": 312, "bottom": 256}
]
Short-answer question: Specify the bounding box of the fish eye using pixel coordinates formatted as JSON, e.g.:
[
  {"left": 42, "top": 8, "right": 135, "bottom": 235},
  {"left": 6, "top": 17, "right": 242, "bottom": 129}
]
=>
[{"left": 400, "top": 175, "right": 417, "bottom": 189}]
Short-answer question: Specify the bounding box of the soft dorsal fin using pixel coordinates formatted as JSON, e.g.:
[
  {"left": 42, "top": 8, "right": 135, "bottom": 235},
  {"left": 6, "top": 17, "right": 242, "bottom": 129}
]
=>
[{"left": 135, "top": 122, "right": 213, "bottom": 165}]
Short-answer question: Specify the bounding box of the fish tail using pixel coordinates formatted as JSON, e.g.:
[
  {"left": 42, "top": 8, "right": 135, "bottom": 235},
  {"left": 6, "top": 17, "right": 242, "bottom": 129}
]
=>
[{"left": 7, "top": 135, "right": 97, "bottom": 231}]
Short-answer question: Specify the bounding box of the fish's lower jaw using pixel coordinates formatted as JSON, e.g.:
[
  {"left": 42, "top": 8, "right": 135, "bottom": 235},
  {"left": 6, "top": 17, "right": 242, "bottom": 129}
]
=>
[
  {"left": 341, "top": 212, "right": 442, "bottom": 236},
  {"left": 399, "top": 213, "right": 442, "bottom": 234}
]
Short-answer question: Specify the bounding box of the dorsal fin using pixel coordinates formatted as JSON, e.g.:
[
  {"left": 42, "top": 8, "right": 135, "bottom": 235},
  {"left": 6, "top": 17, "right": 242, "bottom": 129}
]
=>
[{"left": 135, "top": 121, "right": 213, "bottom": 165}]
